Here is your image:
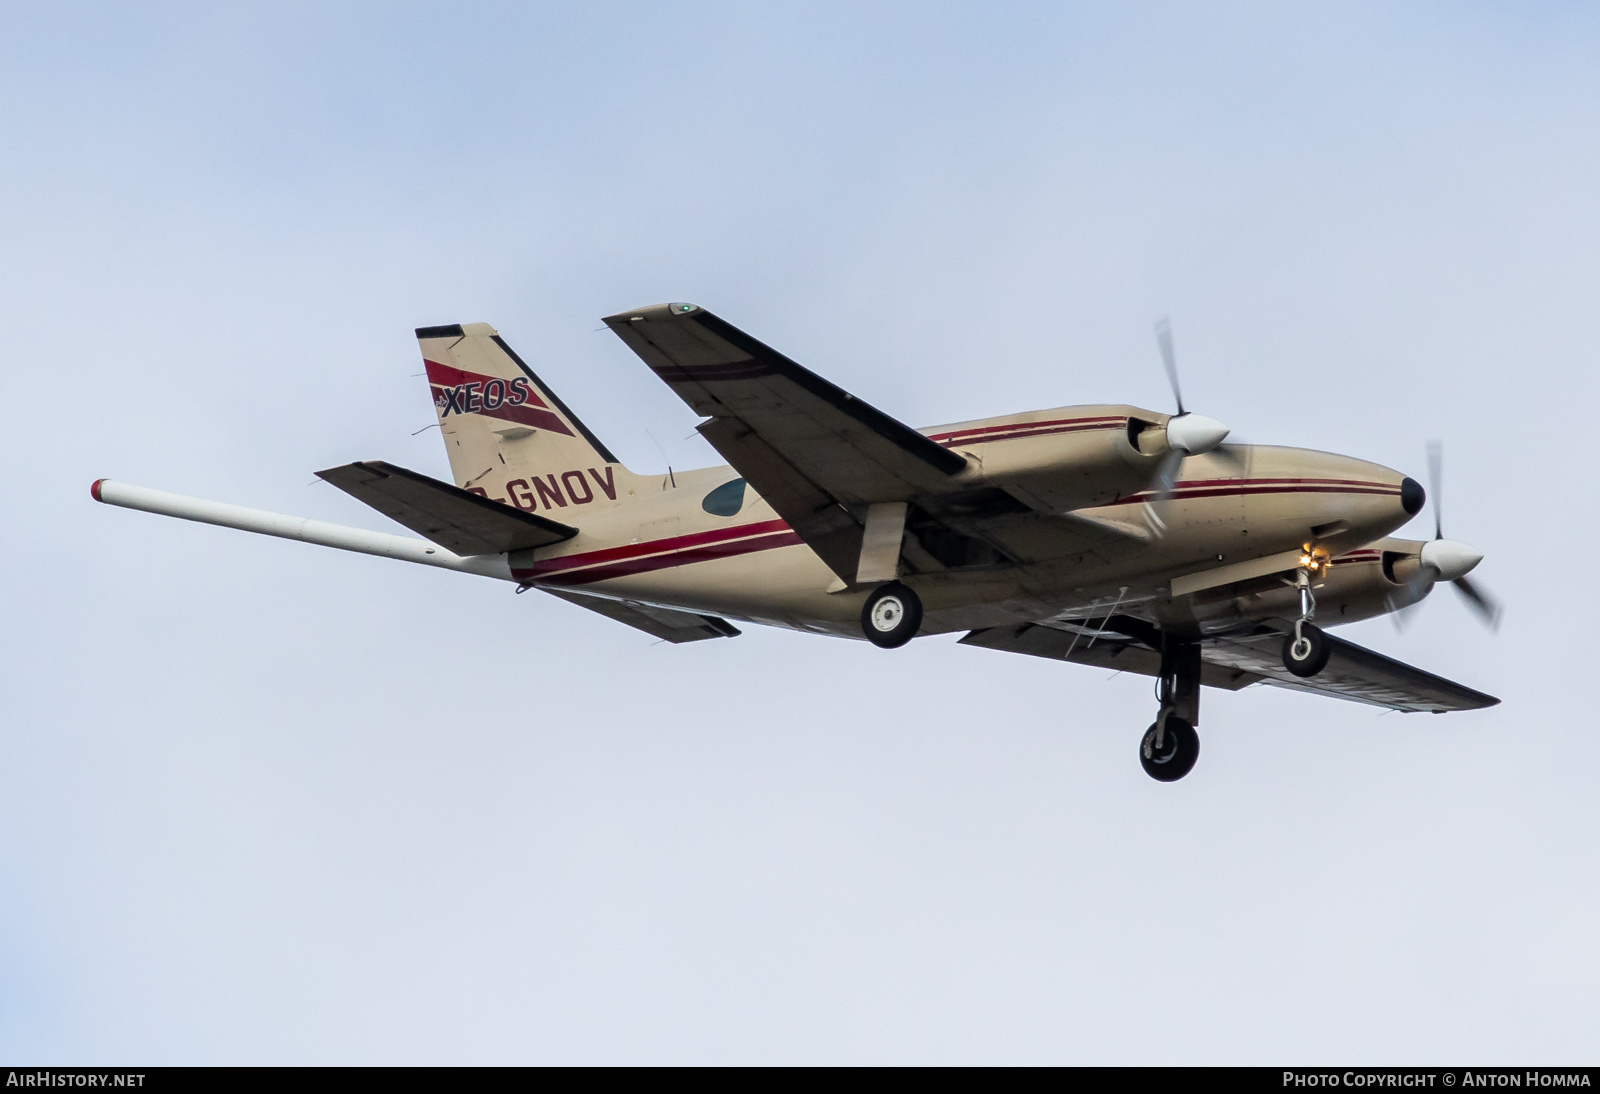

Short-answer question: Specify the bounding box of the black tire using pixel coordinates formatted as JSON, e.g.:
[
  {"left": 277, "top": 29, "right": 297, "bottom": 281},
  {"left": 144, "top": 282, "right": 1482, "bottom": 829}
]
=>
[
  {"left": 1140, "top": 715, "right": 1199, "bottom": 782},
  {"left": 861, "top": 582, "right": 923, "bottom": 649},
  {"left": 1281, "top": 622, "right": 1332, "bottom": 678}
]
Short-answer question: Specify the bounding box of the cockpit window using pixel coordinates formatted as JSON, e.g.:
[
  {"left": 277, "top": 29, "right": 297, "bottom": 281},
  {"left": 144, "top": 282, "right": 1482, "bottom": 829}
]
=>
[{"left": 701, "top": 478, "right": 747, "bottom": 517}]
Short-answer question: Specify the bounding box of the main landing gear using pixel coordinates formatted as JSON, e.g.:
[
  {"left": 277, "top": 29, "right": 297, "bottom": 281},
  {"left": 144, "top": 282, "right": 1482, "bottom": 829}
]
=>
[
  {"left": 1281, "top": 567, "right": 1332, "bottom": 678},
  {"left": 1141, "top": 635, "right": 1202, "bottom": 782},
  {"left": 861, "top": 582, "right": 923, "bottom": 648}
]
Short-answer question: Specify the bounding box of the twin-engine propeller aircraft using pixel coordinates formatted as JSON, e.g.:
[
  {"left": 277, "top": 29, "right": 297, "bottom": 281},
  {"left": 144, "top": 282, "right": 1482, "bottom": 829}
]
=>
[{"left": 94, "top": 304, "right": 1500, "bottom": 781}]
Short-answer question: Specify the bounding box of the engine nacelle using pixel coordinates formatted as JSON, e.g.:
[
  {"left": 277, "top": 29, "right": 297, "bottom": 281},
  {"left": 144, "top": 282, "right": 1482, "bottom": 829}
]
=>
[
  {"left": 1189, "top": 538, "right": 1435, "bottom": 629},
  {"left": 948, "top": 404, "right": 1170, "bottom": 513}
]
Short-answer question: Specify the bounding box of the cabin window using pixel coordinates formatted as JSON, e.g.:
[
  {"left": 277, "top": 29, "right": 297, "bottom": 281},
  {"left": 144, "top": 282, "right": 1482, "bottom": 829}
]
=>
[{"left": 701, "top": 478, "right": 747, "bottom": 517}]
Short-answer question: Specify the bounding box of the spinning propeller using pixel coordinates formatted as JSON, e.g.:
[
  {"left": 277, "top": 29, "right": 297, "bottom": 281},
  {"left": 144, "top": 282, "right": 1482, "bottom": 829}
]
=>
[
  {"left": 1142, "top": 318, "right": 1234, "bottom": 534},
  {"left": 1411, "top": 441, "right": 1502, "bottom": 630}
]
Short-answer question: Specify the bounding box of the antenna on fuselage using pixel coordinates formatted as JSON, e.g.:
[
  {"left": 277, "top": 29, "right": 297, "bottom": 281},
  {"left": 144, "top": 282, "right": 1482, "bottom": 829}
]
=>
[{"left": 645, "top": 429, "right": 678, "bottom": 490}]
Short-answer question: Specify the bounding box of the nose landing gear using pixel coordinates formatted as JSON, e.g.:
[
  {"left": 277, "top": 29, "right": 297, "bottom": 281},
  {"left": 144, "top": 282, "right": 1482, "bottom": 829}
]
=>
[
  {"left": 1140, "top": 635, "right": 1202, "bottom": 782},
  {"left": 1281, "top": 567, "right": 1332, "bottom": 678}
]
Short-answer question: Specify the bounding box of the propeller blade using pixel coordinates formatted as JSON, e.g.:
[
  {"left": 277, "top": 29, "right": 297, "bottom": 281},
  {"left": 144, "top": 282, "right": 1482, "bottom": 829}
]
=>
[
  {"left": 1141, "top": 448, "right": 1185, "bottom": 536},
  {"left": 1452, "top": 575, "right": 1503, "bottom": 631},
  {"left": 1154, "top": 317, "right": 1184, "bottom": 416},
  {"left": 1398, "top": 567, "right": 1438, "bottom": 624},
  {"left": 1152, "top": 447, "right": 1183, "bottom": 495},
  {"left": 1386, "top": 441, "right": 1501, "bottom": 634},
  {"left": 1387, "top": 595, "right": 1425, "bottom": 633},
  {"left": 1427, "top": 439, "right": 1444, "bottom": 540}
]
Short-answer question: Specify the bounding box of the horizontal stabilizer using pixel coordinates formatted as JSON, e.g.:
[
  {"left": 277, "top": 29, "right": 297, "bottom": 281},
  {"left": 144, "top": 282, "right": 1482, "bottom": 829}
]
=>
[
  {"left": 543, "top": 588, "right": 741, "bottom": 643},
  {"left": 316, "top": 460, "right": 577, "bottom": 555}
]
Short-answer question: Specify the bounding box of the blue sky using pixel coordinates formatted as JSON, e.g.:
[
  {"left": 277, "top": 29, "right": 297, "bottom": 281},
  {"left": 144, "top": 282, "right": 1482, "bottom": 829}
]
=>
[{"left": 2, "top": 2, "right": 1597, "bottom": 1063}]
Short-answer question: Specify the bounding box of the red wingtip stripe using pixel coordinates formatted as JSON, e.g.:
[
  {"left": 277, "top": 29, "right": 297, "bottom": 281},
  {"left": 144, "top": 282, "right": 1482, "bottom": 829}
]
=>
[{"left": 91, "top": 478, "right": 105, "bottom": 502}]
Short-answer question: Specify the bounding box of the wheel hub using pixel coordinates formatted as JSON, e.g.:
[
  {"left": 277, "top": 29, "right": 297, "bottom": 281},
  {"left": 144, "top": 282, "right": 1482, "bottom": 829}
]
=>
[
  {"left": 859, "top": 582, "right": 923, "bottom": 649},
  {"left": 1142, "top": 724, "right": 1180, "bottom": 764},
  {"left": 870, "top": 597, "right": 903, "bottom": 632}
]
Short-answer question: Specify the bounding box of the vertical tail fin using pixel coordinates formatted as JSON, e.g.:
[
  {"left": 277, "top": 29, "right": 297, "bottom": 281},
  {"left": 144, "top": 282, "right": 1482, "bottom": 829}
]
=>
[{"left": 417, "top": 323, "right": 636, "bottom": 518}]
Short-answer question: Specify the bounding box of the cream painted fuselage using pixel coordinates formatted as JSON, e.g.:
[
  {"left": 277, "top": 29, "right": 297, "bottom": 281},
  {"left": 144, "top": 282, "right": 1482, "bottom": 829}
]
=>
[{"left": 503, "top": 404, "right": 1428, "bottom": 641}]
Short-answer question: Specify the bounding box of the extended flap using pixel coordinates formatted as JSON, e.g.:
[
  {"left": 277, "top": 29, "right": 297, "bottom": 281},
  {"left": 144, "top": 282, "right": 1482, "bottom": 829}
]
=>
[
  {"left": 959, "top": 622, "right": 1262, "bottom": 691},
  {"left": 543, "top": 588, "right": 741, "bottom": 643}
]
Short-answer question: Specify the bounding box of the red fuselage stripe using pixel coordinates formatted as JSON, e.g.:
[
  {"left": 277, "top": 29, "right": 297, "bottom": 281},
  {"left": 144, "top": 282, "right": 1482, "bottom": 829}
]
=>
[
  {"left": 1108, "top": 481, "right": 1399, "bottom": 506},
  {"left": 510, "top": 478, "right": 1400, "bottom": 586},
  {"left": 514, "top": 517, "right": 793, "bottom": 577},
  {"left": 524, "top": 531, "right": 806, "bottom": 585},
  {"left": 1163, "top": 476, "right": 1398, "bottom": 490}
]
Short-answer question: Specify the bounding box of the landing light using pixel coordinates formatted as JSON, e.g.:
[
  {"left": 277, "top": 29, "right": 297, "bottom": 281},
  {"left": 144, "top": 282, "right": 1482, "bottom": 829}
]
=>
[{"left": 1297, "top": 552, "right": 1329, "bottom": 576}]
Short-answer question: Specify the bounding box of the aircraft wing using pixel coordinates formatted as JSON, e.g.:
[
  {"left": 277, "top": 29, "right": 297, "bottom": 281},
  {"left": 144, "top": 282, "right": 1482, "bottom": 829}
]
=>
[
  {"left": 542, "top": 588, "right": 741, "bottom": 643},
  {"left": 604, "top": 303, "right": 968, "bottom": 579},
  {"left": 1199, "top": 624, "right": 1500, "bottom": 713},
  {"left": 316, "top": 460, "right": 577, "bottom": 555},
  {"left": 959, "top": 619, "right": 1498, "bottom": 713}
]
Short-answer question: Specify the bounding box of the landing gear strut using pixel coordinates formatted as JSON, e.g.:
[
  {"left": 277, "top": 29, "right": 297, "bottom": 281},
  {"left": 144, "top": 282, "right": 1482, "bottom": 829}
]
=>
[
  {"left": 1281, "top": 568, "right": 1331, "bottom": 678},
  {"left": 1141, "top": 635, "right": 1201, "bottom": 782},
  {"left": 861, "top": 582, "right": 923, "bottom": 648}
]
